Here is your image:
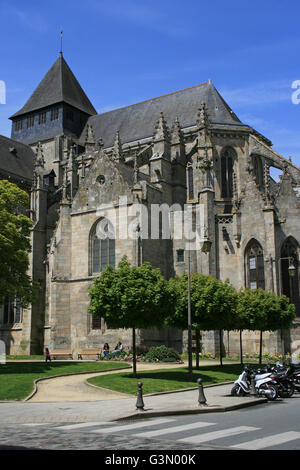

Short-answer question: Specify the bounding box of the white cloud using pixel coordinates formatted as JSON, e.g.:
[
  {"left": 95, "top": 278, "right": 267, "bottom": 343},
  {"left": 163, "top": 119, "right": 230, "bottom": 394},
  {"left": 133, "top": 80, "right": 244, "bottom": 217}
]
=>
[
  {"left": 1, "top": 5, "right": 48, "bottom": 33},
  {"left": 220, "top": 80, "right": 292, "bottom": 107},
  {"left": 87, "top": 0, "right": 190, "bottom": 38}
]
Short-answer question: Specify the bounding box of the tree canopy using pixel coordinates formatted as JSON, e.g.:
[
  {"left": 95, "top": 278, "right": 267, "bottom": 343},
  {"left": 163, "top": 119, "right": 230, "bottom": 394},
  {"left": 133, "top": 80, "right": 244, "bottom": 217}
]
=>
[
  {"left": 165, "top": 272, "right": 238, "bottom": 331},
  {"left": 0, "top": 180, "right": 36, "bottom": 306},
  {"left": 88, "top": 256, "right": 170, "bottom": 329},
  {"left": 237, "top": 287, "right": 296, "bottom": 332}
]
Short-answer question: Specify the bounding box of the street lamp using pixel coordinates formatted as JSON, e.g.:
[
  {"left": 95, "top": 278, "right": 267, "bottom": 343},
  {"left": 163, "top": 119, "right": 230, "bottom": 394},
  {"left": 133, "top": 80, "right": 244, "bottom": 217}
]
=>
[{"left": 187, "top": 227, "right": 212, "bottom": 382}]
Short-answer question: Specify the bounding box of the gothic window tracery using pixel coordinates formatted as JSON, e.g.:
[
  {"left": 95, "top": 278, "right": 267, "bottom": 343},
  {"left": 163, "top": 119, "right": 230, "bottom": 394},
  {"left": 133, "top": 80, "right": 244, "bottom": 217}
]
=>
[
  {"left": 90, "top": 219, "right": 115, "bottom": 274},
  {"left": 187, "top": 165, "right": 194, "bottom": 200},
  {"left": 221, "top": 148, "right": 234, "bottom": 198},
  {"left": 245, "top": 240, "right": 265, "bottom": 290},
  {"left": 280, "top": 237, "right": 299, "bottom": 316}
]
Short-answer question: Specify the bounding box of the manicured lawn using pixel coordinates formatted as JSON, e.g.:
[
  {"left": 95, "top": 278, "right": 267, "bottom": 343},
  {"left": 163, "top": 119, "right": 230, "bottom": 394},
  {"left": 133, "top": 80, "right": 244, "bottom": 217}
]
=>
[
  {"left": 87, "top": 363, "right": 243, "bottom": 395},
  {"left": 0, "top": 361, "right": 130, "bottom": 401}
]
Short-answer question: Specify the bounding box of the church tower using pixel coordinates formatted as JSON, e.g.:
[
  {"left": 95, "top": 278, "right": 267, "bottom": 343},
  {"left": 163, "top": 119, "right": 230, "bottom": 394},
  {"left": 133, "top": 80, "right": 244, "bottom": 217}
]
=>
[{"left": 9, "top": 53, "right": 96, "bottom": 175}]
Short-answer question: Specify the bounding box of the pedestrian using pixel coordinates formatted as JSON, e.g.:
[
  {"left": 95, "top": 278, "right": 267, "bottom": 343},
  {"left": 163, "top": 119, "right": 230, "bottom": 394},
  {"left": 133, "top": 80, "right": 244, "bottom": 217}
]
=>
[{"left": 45, "top": 347, "right": 51, "bottom": 363}]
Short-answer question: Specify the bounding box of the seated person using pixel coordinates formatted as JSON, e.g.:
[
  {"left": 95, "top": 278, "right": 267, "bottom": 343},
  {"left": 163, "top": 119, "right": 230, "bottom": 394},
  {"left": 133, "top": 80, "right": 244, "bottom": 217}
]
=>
[
  {"left": 112, "top": 341, "right": 123, "bottom": 354},
  {"left": 103, "top": 343, "right": 110, "bottom": 356}
]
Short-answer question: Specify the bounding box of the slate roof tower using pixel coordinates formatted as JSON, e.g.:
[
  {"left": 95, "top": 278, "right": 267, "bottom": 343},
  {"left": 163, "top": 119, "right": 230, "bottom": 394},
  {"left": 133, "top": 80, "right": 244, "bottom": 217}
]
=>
[{"left": 10, "top": 53, "right": 97, "bottom": 145}]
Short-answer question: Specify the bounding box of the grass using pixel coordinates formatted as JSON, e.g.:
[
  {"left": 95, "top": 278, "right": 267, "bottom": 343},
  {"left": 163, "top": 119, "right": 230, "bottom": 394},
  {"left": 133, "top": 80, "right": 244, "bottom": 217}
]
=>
[
  {"left": 0, "top": 361, "right": 130, "bottom": 401},
  {"left": 7, "top": 355, "right": 45, "bottom": 360},
  {"left": 87, "top": 363, "right": 243, "bottom": 395}
]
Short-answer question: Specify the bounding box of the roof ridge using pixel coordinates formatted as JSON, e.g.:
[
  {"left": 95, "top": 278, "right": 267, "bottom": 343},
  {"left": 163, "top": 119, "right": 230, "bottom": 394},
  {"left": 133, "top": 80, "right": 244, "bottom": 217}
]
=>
[
  {"left": 0, "top": 133, "right": 34, "bottom": 150},
  {"left": 94, "top": 81, "right": 209, "bottom": 118}
]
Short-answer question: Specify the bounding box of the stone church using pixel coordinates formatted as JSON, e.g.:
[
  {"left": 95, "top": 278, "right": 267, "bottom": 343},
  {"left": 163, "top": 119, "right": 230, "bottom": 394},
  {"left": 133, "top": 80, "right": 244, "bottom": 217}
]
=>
[{"left": 1, "top": 52, "right": 300, "bottom": 357}]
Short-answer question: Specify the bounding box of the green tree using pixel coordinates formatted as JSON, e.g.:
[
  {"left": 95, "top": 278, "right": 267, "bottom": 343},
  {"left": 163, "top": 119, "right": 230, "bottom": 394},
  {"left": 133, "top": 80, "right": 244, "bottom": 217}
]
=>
[
  {"left": 166, "top": 273, "right": 238, "bottom": 366},
  {"left": 237, "top": 288, "right": 296, "bottom": 364},
  {"left": 0, "top": 180, "right": 36, "bottom": 306},
  {"left": 88, "top": 256, "right": 170, "bottom": 376}
]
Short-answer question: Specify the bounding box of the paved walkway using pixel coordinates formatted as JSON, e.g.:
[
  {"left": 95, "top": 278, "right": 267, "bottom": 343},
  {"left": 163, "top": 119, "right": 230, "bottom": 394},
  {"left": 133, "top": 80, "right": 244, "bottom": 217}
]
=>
[
  {"left": 27, "top": 361, "right": 191, "bottom": 403},
  {"left": 0, "top": 360, "right": 268, "bottom": 425}
]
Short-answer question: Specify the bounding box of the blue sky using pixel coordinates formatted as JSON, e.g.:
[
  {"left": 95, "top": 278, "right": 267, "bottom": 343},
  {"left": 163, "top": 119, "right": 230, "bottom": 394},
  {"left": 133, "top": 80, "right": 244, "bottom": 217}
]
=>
[{"left": 1, "top": 0, "right": 300, "bottom": 167}]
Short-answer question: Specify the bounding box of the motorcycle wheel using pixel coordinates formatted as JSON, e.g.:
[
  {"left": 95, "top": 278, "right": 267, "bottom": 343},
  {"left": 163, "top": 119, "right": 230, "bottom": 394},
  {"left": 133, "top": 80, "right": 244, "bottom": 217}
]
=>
[
  {"left": 278, "top": 383, "right": 294, "bottom": 398},
  {"left": 231, "top": 384, "right": 246, "bottom": 396},
  {"left": 259, "top": 383, "right": 278, "bottom": 401}
]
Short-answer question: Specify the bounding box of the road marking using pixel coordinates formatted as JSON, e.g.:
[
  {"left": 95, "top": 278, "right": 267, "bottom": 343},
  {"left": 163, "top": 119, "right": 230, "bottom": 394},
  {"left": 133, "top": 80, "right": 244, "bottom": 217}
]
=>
[
  {"left": 92, "top": 418, "right": 175, "bottom": 434},
  {"left": 231, "top": 431, "right": 300, "bottom": 449},
  {"left": 131, "top": 421, "right": 217, "bottom": 438},
  {"left": 178, "top": 426, "right": 259, "bottom": 444},
  {"left": 21, "top": 423, "right": 52, "bottom": 426},
  {"left": 53, "top": 422, "right": 115, "bottom": 430}
]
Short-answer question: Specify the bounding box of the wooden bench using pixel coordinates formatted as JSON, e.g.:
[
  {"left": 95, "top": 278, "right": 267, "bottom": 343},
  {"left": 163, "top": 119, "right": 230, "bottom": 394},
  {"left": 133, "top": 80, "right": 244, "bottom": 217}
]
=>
[
  {"left": 77, "top": 349, "right": 102, "bottom": 360},
  {"left": 50, "top": 349, "right": 73, "bottom": 360}
]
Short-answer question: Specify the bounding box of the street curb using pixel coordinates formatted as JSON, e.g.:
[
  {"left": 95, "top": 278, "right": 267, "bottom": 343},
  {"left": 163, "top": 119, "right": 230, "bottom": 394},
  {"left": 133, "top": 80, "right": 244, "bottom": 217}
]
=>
[
  {"left": 113, "top": 398, "right": 269, "bottom": 421},
  {"left": 23, "top": 365, "right": 132, "bottom": 402}
]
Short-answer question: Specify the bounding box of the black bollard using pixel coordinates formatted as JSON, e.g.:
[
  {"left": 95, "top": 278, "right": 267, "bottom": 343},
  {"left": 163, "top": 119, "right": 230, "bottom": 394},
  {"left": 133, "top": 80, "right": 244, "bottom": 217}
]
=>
[
  {"left": 136, "top": 381, "right": 145, "bottom": 411},
  {"left": 197, "top": 378, "right": 207, "bottom": 406}
]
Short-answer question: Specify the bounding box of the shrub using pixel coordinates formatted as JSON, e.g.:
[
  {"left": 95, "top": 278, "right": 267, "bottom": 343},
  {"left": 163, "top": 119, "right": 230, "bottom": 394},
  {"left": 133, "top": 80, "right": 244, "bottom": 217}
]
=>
[
  {"left": 143, "top": 345, "right": 182, "bottom": 363},
  {"left": 102, "top": 350, "right": 126, "bottom": 360}
]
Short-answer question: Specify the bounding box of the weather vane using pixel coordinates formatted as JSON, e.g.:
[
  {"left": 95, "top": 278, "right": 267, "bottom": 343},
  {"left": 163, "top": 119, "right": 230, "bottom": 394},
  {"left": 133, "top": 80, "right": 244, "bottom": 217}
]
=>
[{"left": 60, "top": 28, "right": 63, "bottom": 55}]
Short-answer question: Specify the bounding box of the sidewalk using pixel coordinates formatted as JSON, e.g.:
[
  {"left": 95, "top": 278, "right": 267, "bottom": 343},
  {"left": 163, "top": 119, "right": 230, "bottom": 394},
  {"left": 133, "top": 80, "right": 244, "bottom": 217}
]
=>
[{"left": 0, "top": 360, "right": 268, "bottom": 424}]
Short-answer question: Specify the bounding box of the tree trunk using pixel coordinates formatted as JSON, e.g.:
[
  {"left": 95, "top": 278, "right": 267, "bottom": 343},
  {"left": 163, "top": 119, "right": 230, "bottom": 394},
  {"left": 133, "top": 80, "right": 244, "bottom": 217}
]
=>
[
  {"left": 132, "top": 327, "right": 137, "bottom": 377},
  {"left": 219, "top": 330, "right": 223, "bottom": 366}
]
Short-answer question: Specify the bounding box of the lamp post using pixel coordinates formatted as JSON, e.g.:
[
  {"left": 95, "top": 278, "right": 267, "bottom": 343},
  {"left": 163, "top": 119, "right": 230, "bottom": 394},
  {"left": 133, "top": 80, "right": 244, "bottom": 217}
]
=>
[
  {"left": 187, "top": 247, "right": 193, "bottom": 382},
  {"left": 187, "top": 226, "right": 212, "bottom": 382}
]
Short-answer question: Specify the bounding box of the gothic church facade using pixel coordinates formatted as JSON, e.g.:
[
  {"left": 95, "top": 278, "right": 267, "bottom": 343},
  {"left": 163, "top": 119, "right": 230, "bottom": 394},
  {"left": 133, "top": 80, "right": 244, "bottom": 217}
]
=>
[{"left": 2, "top": 52, "right": 300, "bottom": 356}]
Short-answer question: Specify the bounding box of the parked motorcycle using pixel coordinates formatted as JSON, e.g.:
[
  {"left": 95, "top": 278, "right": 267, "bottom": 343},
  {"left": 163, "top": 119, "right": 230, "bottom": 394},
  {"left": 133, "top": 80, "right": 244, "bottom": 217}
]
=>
[
  {"left": 231, "top": 364, "right": 278, "bottom": 401},
  {"left": 265, "top": 362, "right": 295, "bottom": 398},
  {"left": 289, "top": 359, "right": 300, "bottom": 393}
]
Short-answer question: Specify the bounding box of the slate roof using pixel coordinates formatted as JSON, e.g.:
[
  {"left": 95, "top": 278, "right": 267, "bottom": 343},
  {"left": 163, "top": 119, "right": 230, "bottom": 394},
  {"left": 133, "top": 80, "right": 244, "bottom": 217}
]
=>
[
  {"left": 10, "top": 54, "right": 97, "bottom": 119},
  {"left": 80, "top": 80, "right": 247, "bottom": 148},
  {"left": 0, "top": 134, "right": 34, "bottom": 182}
]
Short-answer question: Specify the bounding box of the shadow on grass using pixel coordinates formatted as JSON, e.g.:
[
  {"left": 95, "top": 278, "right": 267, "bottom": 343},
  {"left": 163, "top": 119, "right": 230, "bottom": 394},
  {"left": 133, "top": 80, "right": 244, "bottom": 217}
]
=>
[
  {"left": 128, "top": 364, "right": 242, "bottom": 380},
  {"left": 0, "top": 361, "right": 130, "bottom": 375}
]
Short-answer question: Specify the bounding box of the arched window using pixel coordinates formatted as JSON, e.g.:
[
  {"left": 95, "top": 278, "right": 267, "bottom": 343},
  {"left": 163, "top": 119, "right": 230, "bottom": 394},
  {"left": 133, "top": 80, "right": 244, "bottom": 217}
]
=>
[
  {"left": 280, "top": 237, "right": 299, "bottom": 316},
  {"left": 221, "top": 148, "right": 234, "bottom": 198},
  {"left": 245, "top": 240, "right": 265, "bottom": 289},
  {"left": 254, "top": 155, "right": 264, "bottom": 187},
  {"left": 91, "top": 219, "right": 115, "bottom": 274},
  {"left": 187, "top": 165, "right": 194, "bottom": 200}
]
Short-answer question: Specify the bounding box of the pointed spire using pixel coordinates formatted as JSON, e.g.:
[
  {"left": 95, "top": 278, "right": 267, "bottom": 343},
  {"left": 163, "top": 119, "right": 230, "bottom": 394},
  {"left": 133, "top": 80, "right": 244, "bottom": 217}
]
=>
[
  {"left": 171, "top": 116, "right": 184, "bottom": 145},
  {"left": 85, "top": 123, "right": 96, "bottom": 153},
  {"left": 112, "top": 131, "right": 123, "bottom": 162},
  {"left": 133, "top": 151, "right": 139, "bottom": 185},
  {"left": 67, "top": 144, "right": 77, "bottom": 171},
  {"left": 62, "top": 166, "right": 70, "bottom": 201},
  {"left": 197, "top": 102, "right": 210, "bottom": 128},
  {"left": 34, "top": 141, "right": 45, "bottom": 169},
  {"left": 154, "top": 112, "right": 170, "bottom": 142},
  {"left": 10, "top": 54, "right": 96, "bottom": 119}
]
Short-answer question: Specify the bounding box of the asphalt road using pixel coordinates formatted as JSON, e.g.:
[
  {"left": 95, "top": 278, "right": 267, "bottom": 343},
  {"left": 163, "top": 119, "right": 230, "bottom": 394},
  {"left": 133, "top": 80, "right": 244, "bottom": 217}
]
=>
[{"left": 0, "top": 394, "right": 299, "bottom": 452}]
